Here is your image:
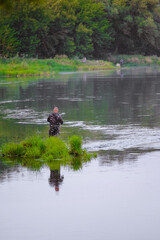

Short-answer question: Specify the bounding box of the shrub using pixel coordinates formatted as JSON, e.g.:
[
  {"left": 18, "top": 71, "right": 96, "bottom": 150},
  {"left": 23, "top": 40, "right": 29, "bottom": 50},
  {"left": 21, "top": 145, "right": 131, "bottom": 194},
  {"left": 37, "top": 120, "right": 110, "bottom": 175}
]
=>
[
  {"left": 24, "top": 146, "right": 41, "bottom": 159},
  {"left": 43, "top": 137, "right": 69, "bottom": 160},
  {"left": 69, "top": 135, "right": 82, "bottom": 156},
  {"left": 1, "top": 142, "right": 24, "bottom": 156},
  {"left": 22, "top": 135, "right": 46, "bottom": 153}
]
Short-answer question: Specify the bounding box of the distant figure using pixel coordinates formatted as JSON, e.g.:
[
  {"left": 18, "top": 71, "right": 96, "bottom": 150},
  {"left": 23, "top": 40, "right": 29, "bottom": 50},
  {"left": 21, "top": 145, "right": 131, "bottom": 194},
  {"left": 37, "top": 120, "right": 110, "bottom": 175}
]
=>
[
  {"left": 47, "top": 107, "right": 63, "bottom": 137},
  {"left": 81, "top": 57, "right": 87, "bottom": 63},
  {"left": 120, "top": 59, "right": 124, "bottom": 67}
]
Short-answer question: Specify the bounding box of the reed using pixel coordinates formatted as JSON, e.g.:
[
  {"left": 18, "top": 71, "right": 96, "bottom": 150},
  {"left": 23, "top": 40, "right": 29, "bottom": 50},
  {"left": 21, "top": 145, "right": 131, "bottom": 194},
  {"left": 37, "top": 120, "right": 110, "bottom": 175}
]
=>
[
  {"left": 69, "top": 135, "right": 82, "bottom": 156},
  {"left": 1, "top": 142, "right": 24, "bottom": 156},
  {"left": 43, "top": 137, "right": 70, "bottom": 161}
]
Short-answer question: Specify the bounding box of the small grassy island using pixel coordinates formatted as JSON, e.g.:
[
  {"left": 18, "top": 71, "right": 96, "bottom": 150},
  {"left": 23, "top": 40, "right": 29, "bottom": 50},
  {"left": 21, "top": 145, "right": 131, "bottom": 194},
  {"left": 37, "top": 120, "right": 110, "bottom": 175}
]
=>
[
  {"left": 0, "top": 55, "right": 114, "bottom": 77},
  {"left": 0, "top": 135, "right": 97, "bottom": 171}
]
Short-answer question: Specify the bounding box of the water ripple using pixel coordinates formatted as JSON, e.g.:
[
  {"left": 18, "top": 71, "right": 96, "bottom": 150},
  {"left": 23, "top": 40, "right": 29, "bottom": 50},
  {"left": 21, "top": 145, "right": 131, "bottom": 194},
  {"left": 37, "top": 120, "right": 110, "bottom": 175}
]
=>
[{"left": 1, "top": 108, "right": 160, "bottom": 151}]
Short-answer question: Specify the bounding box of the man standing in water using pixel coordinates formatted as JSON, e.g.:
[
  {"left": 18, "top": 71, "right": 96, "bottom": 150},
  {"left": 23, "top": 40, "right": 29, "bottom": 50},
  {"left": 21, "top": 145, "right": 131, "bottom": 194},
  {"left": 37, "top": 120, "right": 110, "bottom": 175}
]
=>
[{"left": 47, "top": 107, "right": 63, "bottom": 137}]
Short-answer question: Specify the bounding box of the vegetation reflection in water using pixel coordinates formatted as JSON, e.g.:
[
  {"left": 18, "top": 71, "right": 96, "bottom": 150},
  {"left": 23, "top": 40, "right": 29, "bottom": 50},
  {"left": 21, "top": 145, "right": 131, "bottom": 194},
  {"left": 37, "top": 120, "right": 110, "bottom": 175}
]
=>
[{"left": 0, "top": 135, "right": 97, "bottom": 172}]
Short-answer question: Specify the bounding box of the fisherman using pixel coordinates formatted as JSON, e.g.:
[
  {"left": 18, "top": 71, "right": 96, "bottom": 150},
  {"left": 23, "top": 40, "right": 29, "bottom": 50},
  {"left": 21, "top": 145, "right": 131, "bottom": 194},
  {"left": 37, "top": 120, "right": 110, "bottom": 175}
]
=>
[{"left": 47, "top": 107, "right": 63, "bottom": 137}]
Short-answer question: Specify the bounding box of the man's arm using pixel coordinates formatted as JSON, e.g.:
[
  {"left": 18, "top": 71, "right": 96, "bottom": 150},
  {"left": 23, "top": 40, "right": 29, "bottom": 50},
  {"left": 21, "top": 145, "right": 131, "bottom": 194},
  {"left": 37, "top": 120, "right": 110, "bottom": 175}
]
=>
[
  {"left": 58, "top": 115, "right": 63, "bottom": 124},
  {"left": 47, "top": 115, "right": 50, "bottom": 122}
]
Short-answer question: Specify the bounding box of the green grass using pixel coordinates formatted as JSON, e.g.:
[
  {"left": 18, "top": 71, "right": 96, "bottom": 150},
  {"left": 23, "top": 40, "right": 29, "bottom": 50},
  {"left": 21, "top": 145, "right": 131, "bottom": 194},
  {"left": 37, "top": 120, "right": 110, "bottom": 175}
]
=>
[
  {"left": 1, "top": 135, "right": 97, "bottom": 171},
  {"left": 69, "top": 135, "right": 82, "bottom": 156},
  {"left": 22, "top": 135, "right": 46, "bottom": 153},
  {"left": 0, "top": 57, "right": 76, "bottom": 76},
  {"left": 0, "top": 55, "right": 114, "bottom": 77},
  {"left": 43, "top": 137, "right": 70, "bottom": 161},
  {"left": 1, "top": 142, "right": 24, "bottom": 156},
  {"left": 68, "top": 135, "right": 95, "bottom": 161}
]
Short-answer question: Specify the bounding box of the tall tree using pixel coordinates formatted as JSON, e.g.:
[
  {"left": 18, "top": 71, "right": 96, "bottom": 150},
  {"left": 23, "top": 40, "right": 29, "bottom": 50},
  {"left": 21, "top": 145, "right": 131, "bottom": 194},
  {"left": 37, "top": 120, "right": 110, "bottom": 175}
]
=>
[
  {"left": 50, "top": 0, "right": 112, "bottom": 58},
  {"left": 104, "top": 0, "right": 160, "bottom": 55}
]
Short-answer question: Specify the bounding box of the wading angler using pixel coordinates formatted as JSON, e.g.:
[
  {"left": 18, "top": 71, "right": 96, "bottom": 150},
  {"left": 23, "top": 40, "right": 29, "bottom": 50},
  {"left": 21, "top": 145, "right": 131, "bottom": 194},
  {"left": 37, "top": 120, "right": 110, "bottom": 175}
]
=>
[{"left": 47, "top": 107, "right": 63, "bottom": 137}]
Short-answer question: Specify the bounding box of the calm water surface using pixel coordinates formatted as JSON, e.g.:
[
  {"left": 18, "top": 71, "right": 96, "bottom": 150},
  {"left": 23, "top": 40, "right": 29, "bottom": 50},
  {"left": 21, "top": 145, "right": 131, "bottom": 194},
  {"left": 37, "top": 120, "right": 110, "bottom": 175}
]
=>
[{"left": 0, "top": 67, "right": 160, "bottom": 240}]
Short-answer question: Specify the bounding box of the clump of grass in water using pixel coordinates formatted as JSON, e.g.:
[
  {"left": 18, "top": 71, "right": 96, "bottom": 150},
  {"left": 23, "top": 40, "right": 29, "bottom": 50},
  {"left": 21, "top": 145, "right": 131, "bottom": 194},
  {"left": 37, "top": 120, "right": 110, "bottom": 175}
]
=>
[
  {"left": 82, "top": 149, "right": 97, "bottom": 161},
  {"left": 69, "top": 135, "right": 82, "bottom": 156},
  {"left": 1, "top": 142, "right": 24, "bottom": 157},
  {"left": 22, "top": 135, "right": 46, "bottom": 152},
  {"left": 1, "top": 135, "right": 73, "bottom": 160},
  {"left": 1, "top": 135, "right": 97, "bottom": 170},
  {"left": 22, "top": 135, "right": 46, "bottom": 159},
  {"left": 43, "top": 137, "right": 70, "bottom": 161},
  {"left": 69, "top": 135, "right": 97, "bottom": 162},
  {"left": 1, "top": 135, "right": 46, "bottom": 159}
]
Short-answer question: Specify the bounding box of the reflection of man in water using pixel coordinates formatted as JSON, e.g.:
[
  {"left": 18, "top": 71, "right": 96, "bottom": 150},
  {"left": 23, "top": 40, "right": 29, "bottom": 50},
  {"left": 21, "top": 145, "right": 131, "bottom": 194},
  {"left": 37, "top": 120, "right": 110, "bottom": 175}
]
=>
[
  {"left": 47, "top": 107, "right": 63, "bottom": 137},
  {"left": 116, "top": 69, "right": 124, "bottom": 79},
  {"left": 120, "top": 58, "right": 124, "bottom": 67},
  {"left": 48, "top": 169, "right": 64, "bottom": 192}
]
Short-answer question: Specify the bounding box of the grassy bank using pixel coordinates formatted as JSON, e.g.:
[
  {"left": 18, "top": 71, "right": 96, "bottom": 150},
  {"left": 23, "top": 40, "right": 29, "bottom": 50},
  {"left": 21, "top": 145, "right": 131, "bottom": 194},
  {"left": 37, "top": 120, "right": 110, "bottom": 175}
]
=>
[
  {"left": 0, "top": 55, "right": 114, "bottom": 77},
  {"left": 106, "top": 55, "right": 160, "bottom": 66},
  {"left": 1, "top": 54, "right": 159, "bottom": 77}
]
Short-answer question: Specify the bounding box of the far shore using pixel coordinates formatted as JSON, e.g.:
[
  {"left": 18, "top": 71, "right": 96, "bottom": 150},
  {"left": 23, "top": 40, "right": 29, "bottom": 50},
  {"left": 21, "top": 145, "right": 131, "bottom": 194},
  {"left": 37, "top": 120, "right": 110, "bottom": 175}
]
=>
[
  {"left": 0, "top": 55, "right": 160, "bottom": 77},
  {"left": 0, "top": 56, "right": 115, "bottom": 77}
]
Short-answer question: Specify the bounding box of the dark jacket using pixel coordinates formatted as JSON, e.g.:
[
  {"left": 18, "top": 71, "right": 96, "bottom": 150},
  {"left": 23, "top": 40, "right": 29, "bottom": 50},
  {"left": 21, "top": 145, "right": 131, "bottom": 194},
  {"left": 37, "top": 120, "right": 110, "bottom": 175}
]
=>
[{"left": 47, "top": 112, "right": 63, "bottom": 128}]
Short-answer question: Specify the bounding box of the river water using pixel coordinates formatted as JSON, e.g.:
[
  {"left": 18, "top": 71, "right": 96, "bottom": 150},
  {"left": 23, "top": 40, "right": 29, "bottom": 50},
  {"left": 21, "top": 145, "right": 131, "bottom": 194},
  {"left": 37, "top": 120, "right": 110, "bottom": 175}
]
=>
[{"left": 0, "top": 67, "right": 160, "bottom": 240}]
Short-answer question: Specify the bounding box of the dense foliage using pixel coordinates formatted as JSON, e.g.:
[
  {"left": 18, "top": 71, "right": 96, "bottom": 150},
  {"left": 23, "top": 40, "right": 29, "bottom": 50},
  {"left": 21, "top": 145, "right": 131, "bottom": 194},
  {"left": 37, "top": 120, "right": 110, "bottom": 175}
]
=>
[{"left": 0, "top": 0, "right": 160, "bottom": 58}]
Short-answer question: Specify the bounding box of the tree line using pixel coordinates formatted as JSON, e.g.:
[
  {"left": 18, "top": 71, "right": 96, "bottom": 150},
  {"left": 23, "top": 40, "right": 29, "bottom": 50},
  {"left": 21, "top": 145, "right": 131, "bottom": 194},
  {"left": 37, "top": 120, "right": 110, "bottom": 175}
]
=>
[{"left": 0, "top": 0, "right": 160, "bottom": 59}]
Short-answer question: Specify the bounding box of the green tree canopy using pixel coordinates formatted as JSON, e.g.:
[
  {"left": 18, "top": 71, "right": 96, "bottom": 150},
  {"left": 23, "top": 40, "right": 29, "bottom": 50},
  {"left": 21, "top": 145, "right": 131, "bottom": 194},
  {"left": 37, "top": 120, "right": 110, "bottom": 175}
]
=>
[
  {"left": 0, "top": 0, "right": 112, "bottom": 58},
  {"left": 104, "top": 0, "right": 160, "bottom": 55},
  {"left": 0, "top": 0, "right": 160, "bottom": 58}
]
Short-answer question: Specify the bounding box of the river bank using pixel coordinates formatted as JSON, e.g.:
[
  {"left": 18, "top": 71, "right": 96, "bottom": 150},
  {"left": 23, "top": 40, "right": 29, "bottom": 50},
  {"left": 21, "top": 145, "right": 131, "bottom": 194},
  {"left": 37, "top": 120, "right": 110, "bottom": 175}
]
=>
[
  {"left": 107, "top": 54, "right": 160, "bottom": 66},
  {"left": 1, "top": 54, "right": 160, "bottom": 77},
  {"left": 0, "top": 56, "right": 114, "bottom": 77}
]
